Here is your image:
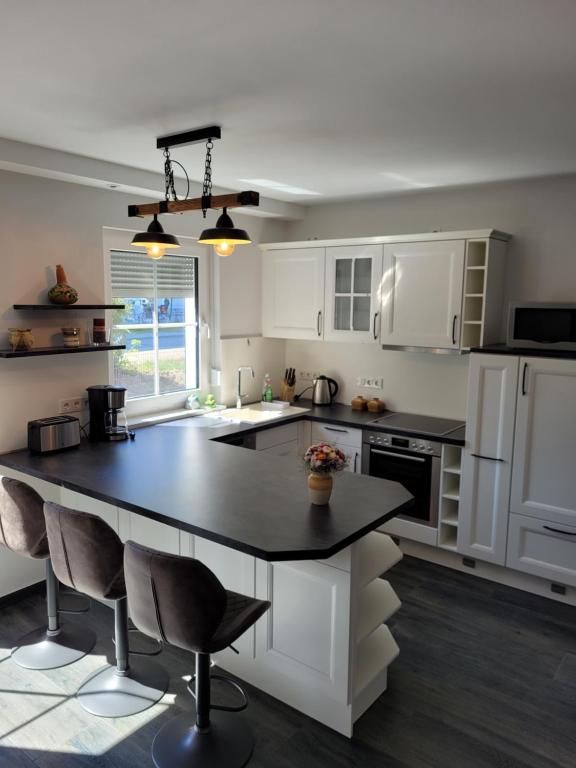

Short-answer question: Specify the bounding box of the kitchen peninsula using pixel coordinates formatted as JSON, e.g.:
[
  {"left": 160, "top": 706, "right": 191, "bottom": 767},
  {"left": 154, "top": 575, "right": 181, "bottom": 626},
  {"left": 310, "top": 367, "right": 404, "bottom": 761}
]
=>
[{"left": 0, "top": 421, "right": 413, "bottom": 737}]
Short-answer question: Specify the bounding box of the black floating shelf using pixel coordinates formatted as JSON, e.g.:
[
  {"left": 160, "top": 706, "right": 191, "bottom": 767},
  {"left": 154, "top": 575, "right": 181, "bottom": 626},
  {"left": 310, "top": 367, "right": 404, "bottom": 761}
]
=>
[
  {"left": 13, "top": 304, "right": 125, "bottom": 310},
  {"left": 0, "top": 344, "right": 126, "bottom": 359}
]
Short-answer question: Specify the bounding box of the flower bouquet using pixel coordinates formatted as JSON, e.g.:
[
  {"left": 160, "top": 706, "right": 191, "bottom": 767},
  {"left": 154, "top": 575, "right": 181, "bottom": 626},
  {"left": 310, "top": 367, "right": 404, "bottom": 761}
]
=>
[{"left": 303, "top": 443, "right": 347, "bottom": 505}]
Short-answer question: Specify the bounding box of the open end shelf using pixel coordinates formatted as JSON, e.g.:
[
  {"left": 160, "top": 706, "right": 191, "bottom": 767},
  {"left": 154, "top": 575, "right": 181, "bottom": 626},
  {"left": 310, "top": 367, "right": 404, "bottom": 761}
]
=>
[
  {"left": 13, "top": 304, "right": 125, "bottom": 310},
  {"left": 0, "top": 344, "right": 126, "bottom": 358}
]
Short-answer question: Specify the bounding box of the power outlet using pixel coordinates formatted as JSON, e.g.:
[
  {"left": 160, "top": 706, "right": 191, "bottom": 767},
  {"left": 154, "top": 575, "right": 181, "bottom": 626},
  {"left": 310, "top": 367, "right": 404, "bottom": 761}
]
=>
[
  {"left": 59, "top": 396, "right": 89, "bottom": 414},
  {"left": 299, "top": 370, "right": 314, "bottom": 381},
  {"left": 356, "top": 377, "right": 384, "bottom": 390}
]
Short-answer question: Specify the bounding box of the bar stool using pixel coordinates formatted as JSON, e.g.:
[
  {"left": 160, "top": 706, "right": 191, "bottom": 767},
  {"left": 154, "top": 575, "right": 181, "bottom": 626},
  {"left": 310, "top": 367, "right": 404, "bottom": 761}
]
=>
[
  {"left": 0, "top": 477, "right": 95, "bottom": 670},
  {"left": 44, "top": 501, "right": 169, "bottom": 717},
  {"left": 124, "top": 540, "right": 271, "bottom": 768}
]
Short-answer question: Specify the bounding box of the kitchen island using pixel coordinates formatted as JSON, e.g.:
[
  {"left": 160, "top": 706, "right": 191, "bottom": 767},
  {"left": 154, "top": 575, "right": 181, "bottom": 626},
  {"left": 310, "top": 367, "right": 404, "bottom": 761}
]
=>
[{"left": 0, "top": 423, "right": 412, "bottom": 736}]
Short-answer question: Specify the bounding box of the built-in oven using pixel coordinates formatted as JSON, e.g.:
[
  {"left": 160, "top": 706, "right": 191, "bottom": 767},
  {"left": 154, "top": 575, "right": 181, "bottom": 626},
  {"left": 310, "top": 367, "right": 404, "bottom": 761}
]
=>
[{"left": 362, "top": 432, "right": 440, "bottom": 528}]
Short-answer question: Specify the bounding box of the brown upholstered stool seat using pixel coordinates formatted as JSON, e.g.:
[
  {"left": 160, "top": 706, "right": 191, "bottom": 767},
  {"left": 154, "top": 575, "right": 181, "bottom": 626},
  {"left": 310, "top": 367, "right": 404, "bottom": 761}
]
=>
[
  {"left": 44, "top": 502, "right": 168, "bottom": 718},
  {"left": 0, "top": 477, "right": 95, "bottom": 670},
  {"left": 124, "top": 540, "right": 270, "bottom": 768}
]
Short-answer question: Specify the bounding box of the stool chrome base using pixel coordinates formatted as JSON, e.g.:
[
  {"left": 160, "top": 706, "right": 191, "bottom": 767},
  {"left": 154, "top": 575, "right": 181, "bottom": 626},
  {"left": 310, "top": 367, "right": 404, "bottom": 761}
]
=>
[
  {"left": 12, "top": 624, "right": 96, "bottom": 670},
  {"left": 77, "top": 657, "right": 168, "bottom": 718},
  {"left": 152, "top": 710, "right": 254, "bottom": 768}
]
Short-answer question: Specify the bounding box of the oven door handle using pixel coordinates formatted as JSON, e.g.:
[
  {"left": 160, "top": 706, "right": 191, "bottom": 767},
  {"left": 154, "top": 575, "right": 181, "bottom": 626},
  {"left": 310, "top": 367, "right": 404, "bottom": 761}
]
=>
[{"left": 371, "top": 448, "right": 426, "bottom": 463}]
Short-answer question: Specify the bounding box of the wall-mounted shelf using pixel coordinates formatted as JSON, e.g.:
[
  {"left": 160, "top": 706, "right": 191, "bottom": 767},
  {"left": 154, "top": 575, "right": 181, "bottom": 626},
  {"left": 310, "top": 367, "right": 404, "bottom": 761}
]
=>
[
  {"left": 13, "top": 304, "right": 124, "bottom": 310},
  {"left": 0, "top": 344, "right": 125, "bottom": 359}
]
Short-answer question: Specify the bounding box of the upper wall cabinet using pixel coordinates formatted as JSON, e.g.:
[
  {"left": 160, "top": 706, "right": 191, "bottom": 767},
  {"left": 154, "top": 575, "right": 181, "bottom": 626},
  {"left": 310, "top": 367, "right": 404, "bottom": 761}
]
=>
[
  {"left": 261, "top": 231, "right": 510, "bottom": 349},
  {"left": 380, "top": 240, "right": 465, "bottom": 350},
  {"left": 262, "top": 247, "right": 325, "bottom": 340},
  {"left": 324, "top": 245, "right": 383, "bottom": 343}
]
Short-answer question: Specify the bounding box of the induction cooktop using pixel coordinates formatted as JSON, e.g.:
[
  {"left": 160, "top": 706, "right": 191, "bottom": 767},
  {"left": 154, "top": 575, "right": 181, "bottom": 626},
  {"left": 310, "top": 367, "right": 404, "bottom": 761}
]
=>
[{"left": 370, "top": 412, "right": 465, "bottom": 437}]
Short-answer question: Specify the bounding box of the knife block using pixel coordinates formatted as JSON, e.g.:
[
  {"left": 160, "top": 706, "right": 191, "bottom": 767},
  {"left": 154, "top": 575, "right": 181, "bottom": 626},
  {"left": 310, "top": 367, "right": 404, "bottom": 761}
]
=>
[{"left": 280, "top": 384, "right": 295, "bottom": 402}]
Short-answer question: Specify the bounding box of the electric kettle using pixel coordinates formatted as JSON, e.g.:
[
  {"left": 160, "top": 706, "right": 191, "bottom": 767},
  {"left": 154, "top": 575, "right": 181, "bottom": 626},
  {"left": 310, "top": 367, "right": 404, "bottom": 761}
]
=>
[{"left": 312, "top": 375, "right": 339, "bottom": 406}]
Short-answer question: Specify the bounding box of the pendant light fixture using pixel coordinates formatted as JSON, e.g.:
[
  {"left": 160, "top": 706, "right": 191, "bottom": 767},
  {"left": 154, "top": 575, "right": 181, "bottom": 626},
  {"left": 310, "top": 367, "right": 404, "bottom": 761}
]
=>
[
  {"left": 131, "top": 214, "right": 181, "bottom": 260},
  {"left": 128, "top": 126, "right": 259, "bottom": 260},
  {"left": 197, "top": 208, "right": 251, "bottom": 257}
]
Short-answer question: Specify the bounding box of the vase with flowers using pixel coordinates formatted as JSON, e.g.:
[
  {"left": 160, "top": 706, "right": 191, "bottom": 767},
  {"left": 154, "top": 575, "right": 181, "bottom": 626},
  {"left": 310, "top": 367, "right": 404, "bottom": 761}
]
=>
[{"left": 303, "top": 442, "right": 348, "bottom": 505}]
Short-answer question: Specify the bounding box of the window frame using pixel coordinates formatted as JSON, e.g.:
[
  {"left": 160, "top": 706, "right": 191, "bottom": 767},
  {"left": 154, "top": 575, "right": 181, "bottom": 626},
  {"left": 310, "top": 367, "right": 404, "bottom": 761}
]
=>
[{"left": 103, "top": 228, "right": 213, "bottom": 420}]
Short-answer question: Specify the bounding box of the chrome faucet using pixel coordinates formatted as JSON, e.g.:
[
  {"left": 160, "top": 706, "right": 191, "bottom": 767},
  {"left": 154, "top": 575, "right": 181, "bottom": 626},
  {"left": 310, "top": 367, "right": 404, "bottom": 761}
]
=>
[{"left": 236, "top": 366, "right": 255, "bottom": 409}]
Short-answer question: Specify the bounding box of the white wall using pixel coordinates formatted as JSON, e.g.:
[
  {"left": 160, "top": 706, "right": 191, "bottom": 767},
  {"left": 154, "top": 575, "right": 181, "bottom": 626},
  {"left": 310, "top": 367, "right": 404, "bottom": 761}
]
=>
[
  {"left": 280, "top": 173, "right": 576, "bottom": 418},
  {"left": 0, "top": 169, "right": 287, "bottom": 452}
]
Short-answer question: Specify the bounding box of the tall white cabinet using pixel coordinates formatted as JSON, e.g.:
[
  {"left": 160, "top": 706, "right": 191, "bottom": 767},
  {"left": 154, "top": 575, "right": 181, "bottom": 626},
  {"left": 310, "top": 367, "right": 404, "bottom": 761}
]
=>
[
  {"left": 459, "top": 353, "right": 576, "bottom": 589},
  {"left": 458, "top": 354, "right": 519, "bottom": 565}
]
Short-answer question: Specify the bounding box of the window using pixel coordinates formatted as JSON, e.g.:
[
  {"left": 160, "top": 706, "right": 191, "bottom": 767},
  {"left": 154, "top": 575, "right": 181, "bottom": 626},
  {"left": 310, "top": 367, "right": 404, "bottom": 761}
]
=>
[{"left": 110, "top": 250, "right": 199, "bottom": 400}]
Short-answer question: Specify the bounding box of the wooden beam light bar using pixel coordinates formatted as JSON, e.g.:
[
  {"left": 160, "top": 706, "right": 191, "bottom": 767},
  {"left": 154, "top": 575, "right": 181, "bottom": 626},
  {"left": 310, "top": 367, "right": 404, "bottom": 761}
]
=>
[{"left": 128, "top": 191, "right": 260, "bottom": 218}]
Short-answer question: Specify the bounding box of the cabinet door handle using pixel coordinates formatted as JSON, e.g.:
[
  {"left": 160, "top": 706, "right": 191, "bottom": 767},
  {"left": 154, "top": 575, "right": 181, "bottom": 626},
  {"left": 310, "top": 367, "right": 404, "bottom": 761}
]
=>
[
  {"left": 521, "top": 362, "right": 529, "bottom": 396},
  {"left": 373, "top": 311, "right": 379, "bottom": 340},
  {"left": 470, "top": 453, "right": 505, "bottom": 463},
  {"left": 452, "top": 314, "right": 458, "bottom": 345},
  {"left": 371, "top": 449, "right": 426, "bottom": 463},
  {"left": 324, "top": 426, "right": 348, "bottom": 434},
  {"left": 354, "top": 452, "right": 359, "bottom": 472},
  {"left": 317, "top": 311, "right": 322, "bottom": 337},
  {"left": 543, "top": 525, "right": 576, "bottom": 537}
]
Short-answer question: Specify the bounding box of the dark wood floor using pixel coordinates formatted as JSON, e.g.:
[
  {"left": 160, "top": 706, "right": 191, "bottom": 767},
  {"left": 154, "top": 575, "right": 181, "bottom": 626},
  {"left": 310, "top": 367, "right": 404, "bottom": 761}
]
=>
[{"left": 0, "top": 556, "right": 575, "bottom": 767}]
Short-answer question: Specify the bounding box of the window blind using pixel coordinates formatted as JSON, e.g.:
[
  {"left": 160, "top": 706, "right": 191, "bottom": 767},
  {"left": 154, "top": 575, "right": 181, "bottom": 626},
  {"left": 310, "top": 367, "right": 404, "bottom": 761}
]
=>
[{"left": 110, "top": 250, "right": 197, "bottom": 298}]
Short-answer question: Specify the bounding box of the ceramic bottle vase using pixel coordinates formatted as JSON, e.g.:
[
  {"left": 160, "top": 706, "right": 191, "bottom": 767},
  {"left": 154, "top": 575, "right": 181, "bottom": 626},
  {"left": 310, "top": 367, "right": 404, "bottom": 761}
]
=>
[
  {"left": 48, "top": 265, "right": 79, "bottom": 305},
  {"left": 308, "top": 473, "right": 333, "bottom": 505}
]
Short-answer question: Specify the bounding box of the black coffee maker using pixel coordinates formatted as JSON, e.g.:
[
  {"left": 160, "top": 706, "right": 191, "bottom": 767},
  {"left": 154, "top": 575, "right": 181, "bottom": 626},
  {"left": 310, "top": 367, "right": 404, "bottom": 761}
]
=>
[{"left": 87, "top": 385, "right": 129, "bottom": 442}]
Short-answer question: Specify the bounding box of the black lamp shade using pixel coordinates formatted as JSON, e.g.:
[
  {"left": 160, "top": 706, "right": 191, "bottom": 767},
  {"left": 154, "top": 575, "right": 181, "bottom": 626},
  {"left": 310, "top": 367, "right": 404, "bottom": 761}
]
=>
[
  {"left": 131, "top": 215, "right": 180, "bottom": 249},
  {"left": 198, "top": 209, "right": 251, "bottom": 245}
]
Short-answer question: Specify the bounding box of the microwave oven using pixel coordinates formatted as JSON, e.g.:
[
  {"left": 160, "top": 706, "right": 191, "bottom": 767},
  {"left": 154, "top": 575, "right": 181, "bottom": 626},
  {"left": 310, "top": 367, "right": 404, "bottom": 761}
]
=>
[{"left": 507, "top": 303, "right": 576, "bottom": 350}]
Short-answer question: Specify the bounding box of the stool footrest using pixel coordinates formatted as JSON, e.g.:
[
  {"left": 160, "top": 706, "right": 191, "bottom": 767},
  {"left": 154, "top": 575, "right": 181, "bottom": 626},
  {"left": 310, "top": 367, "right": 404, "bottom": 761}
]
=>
[{"left": 188, "top": 672, "right": 248, "bottom": 713}]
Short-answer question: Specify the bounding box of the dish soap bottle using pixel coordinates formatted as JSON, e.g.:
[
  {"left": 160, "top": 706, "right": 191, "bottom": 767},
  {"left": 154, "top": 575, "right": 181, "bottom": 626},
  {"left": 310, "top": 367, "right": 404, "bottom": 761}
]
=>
[{"left": 262, "top": 374, "right": 273, "bottom": 402}]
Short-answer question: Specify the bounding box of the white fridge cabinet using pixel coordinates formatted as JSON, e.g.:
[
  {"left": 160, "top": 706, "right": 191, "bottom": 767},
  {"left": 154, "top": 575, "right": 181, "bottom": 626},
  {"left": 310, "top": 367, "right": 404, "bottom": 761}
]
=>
[
  {"left": 510, "top": 357, "right": 576, "bottom": 527},
  {"left": 458, "top": 354, "right": 519, "bottom": 565}
]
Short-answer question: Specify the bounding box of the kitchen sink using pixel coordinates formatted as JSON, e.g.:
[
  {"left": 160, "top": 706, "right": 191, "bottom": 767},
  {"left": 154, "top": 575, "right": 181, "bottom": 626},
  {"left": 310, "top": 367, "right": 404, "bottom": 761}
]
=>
[
  {"left": 158, "top": 414, "right": 234, "bottom": 428},
  {"left": 218, "top": 403, "right": 309, "bottom": 425}
]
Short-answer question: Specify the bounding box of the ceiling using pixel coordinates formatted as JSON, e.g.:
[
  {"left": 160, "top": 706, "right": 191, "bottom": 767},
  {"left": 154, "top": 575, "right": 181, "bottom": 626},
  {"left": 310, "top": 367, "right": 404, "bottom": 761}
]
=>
[{"left": 1, "top": 0, "right": 576, "bottom": 203}]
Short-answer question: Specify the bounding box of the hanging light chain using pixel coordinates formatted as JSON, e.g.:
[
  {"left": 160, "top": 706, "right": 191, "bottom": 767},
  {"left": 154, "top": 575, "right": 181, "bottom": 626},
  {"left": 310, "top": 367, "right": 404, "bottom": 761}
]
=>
[{"left": 202, "top": 139, "right": 214, "bottom": 218}]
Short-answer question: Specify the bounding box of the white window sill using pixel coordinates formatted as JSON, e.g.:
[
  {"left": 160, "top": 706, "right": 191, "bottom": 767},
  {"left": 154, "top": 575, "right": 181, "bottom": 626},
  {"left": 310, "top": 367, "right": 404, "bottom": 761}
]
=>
[{"left": 129, "top": 405, "right": 226, "bottom": 430}]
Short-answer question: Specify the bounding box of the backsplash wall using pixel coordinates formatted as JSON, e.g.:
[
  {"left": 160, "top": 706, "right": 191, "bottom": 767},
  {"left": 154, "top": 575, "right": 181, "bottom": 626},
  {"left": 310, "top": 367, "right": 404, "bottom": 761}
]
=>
[{"left": 285, "top": 340, "right": 470, "bottom": 419}]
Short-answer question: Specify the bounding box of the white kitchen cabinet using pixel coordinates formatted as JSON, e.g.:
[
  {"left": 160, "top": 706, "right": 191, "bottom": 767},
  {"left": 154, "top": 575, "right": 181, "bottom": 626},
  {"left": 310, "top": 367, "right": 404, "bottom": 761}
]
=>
[
  {"left": 323, "top": 245, "right": 383, "bottom": 343},
  {"left": 458, "top": 354, "right": 519, "bottom": 565},
  {"left": 507, "top": 513, "right": 576, "bottom": 588},
  {"left": 120, "top": 510, "right": 181, "bottom": 554},
  {"left": 510, "top": 357, "right": 576, "bottom": 527},
  {"left": 254, "top": 422, "right": 299, "bottom": 454},
  {"left": 262, "top": 247, "right": 325, "bottom": 340},
  {"left": 60, "top": 489, "right": 119, "bottom": 532},
  {"left": 0, "top": 470, "right": 62, "bottom": 598},
  {"left": 380, "top": 240, "right": 465, "bottom": 350}
]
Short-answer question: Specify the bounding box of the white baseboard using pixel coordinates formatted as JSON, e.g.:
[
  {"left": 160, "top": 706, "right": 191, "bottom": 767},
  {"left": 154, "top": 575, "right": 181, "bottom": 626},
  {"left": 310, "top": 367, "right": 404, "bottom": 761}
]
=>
[{"left": 396, "top": 538, "right": 576, "bottom": 607}]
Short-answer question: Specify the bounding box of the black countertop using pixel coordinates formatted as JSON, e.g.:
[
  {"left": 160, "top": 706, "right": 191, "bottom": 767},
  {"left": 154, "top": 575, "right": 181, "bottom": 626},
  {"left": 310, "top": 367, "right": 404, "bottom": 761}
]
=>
[
  {"left": 471, "top": 343, "right": 576, "bottom": 360},
  {"left": 0, "top": 426, "right": 413, "bottom": 563},
  {"left": 207, "top": 401, "right": 466, "bottom": 447}
]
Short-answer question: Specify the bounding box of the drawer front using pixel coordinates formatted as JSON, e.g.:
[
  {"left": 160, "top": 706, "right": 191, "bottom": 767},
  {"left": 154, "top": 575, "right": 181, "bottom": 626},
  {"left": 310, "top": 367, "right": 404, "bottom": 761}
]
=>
[
  {"left": 255, "top": 422, "right": 299, "bottom": 450},
  {"left": 311, "top": 422, "right": 362, "bottom": 449},
  {"left": 507, "top": 513, "right": 576, "bottom": 587}
]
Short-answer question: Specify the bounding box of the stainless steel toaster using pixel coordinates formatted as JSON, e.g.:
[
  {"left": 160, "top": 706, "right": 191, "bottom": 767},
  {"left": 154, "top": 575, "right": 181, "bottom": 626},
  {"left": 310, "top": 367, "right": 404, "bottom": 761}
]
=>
[{"left": 28, "top": 416, "right": 81, "bottom": 453}]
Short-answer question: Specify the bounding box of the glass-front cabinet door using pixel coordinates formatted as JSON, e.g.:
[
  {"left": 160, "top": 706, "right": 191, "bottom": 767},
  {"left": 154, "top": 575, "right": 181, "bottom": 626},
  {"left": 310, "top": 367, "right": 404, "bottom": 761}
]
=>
[{"left": 324, "top": 245, "right": 383, "bottom": 342}]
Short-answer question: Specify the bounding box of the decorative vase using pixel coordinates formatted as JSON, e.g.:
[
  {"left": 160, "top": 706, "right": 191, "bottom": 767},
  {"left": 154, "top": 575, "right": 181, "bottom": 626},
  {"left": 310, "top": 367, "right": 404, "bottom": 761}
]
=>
[
  {"left": 8, "top": 328, "right": 34, "bottom": 351},
  {"left": 48, "top": 265, "right": 79, "bottom": 305},
  {"left": 308, "top": 473, "right": 333, "bottom": 505}
]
